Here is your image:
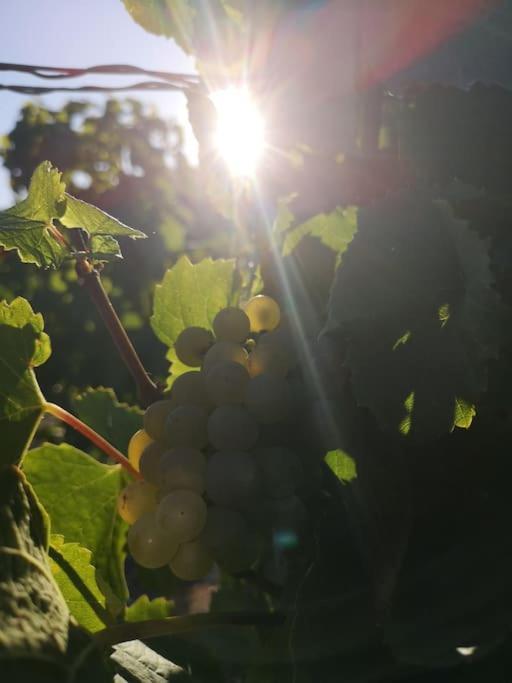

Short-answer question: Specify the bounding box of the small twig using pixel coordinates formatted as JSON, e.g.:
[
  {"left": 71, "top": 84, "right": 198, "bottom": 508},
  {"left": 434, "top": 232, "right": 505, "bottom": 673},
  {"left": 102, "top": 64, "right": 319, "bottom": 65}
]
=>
[
  {"left": 93, "top": 611, "right": 285, "bottom": 648},
  {"left": 45, "top": 402, "right": 141, "bottom": 479},
  {"left": 71, "top": 230, "right": 161, "bottom": 408}
]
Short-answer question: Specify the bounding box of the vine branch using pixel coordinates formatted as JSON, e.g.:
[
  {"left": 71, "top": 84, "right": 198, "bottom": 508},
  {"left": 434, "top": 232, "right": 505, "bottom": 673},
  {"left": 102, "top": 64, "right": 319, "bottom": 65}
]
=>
[
  {"left": 45, "top": 402, "right": 141, "bottom": 479},
  {"left": 72, "top": 230, "right": 161, "bottom": 407},
  {"left": 93, "top": 611, "right": 285, "bottom": 648}
]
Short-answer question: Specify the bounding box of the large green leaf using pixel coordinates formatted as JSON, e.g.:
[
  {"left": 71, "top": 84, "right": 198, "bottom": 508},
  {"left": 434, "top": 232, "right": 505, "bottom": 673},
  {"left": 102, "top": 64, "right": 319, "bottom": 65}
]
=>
[
  {"left": 0, "top": 161, "right": 68, "bottom": 267},
  {"left": 0, "top": 297, "right": 50, "bottom": 466},
  {"left": 72, "top": 387, "right": 143, "bottom": 454},
  {"left": 0, "top": 466, "right": 70, "bottom": 661},
  {"left": 282, "top": 207, "right": 357, "bottom": 257},
  {"left": 49, "top": 534, "right": 110, "bottom": 633},
  {"left": 60, "top": 194, "right": 146, "bottom": 239},
  {"left": 23, "top": 443, "right": 129, "bottom": 607},
  {"left": 151, "top": 255, "right": 236, "bottom": 347},
  {"left": 326, "top": 194, "right": 506, "bottom": 439}
]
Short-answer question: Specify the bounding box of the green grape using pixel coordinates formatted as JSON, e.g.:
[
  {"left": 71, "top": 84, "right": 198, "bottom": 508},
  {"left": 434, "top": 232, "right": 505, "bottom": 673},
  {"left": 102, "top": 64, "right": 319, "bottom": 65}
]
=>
[
  {"left": 205, "top": 360, "right": 250, "bottom": 406},
  {"left": 253, "top": 447, "right": 302, "bottom": 499},
  {"left": 245, "top": 374, "right": 292, "bottom": 424},
  {"left": 160, "top": 447, "right": 206, "bottom": 494},
  {"left": 117, "top": 480, "right": 158, "bottom": 525},
  {"left": 259, "top": 319, "right": 298, "bottom": 367},
  {"left": 213, "top": 306, "right": 250, "bottom": 343},
  {"left": 139, "top": 442, "right": 167, "bottom": 486},
  {"left": 127, "top": 511, "right": 178, "bottom": 569},
  {"left": 269, "top": 496, "right": 308, "bottom": 536},
  {"left": 203, "top": 507, "right": 262, "bottom": 573},
  {"left": 127, "top": 429, "right": 154, "bottom": 471},
  {"left": 169, "top": 537, "right": 214, "bottom": 581},
  {"left": 166, "top": 405, "right": 208, "bottom": 449},
  {"left": 175, "top": 326, "right": 214, "bottom": 367},
  {"left": 248, "top": 343, "right": 290, "bottom": 378},
  {"left": 244, "top": 295, "right": 280, "bottom": 333},
  {"left": 170, "top": 371, "right": 213, "bottom": 412},
  {"left": 202, "top": 341, "right": 248, "bottom": 374},
  {"left": 144, "top": 400, "right": 175, "bottom": 442},
  {"left": 157, "top": 489, "right": 207, "bottom": 543},
  {"left": 206, "top": 451, "right": 260, "bottom": 507},
  {"left": 207, "top": 405, "right": 259, "bottom": 451}
]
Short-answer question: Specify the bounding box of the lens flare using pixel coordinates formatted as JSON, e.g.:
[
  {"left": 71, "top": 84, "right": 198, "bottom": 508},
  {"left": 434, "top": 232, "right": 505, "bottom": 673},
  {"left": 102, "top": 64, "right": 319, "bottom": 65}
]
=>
[{"left": 211, "top": 87, "right": 265, "bottom": 177}]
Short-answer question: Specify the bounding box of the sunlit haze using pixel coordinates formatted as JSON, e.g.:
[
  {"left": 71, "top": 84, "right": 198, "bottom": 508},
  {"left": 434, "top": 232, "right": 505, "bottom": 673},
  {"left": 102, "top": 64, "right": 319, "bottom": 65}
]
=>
[{"left": 211, "top": 88, "right": 265, "bottom": 178}]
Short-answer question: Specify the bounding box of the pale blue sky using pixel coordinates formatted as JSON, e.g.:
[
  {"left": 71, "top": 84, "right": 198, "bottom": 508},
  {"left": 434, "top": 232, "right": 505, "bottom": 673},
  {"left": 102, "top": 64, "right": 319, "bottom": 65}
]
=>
[{"left": 0, "top": 0, "right": 196, "bottom": 207}]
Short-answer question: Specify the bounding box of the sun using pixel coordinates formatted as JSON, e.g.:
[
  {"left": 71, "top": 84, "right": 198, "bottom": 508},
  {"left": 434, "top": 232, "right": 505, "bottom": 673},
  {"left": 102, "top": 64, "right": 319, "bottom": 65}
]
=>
[{"left": 211, "top": 87, "right": 265, "bottom": 178}]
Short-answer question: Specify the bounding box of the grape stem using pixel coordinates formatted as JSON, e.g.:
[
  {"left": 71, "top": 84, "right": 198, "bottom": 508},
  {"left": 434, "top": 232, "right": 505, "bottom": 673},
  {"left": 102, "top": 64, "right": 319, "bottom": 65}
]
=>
[
  {"left": 72, "top": 229, "right": 161, "bottom": 408},
  {"left": 45, "top": 402, "right": 141, "bottom": 479},
  {"left": 93, "top": 611, "right": 285, "bottom": 648}
]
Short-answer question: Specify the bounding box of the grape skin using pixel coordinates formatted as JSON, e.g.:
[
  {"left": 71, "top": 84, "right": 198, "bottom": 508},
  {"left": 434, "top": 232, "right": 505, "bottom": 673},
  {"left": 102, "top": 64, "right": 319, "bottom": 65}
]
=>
[
  {"left": 127, "top": 429, "right": 154, "bottom": 471},
  {"left": 127, "top": 511, "right": 178, "bottom": 569},
  {"left": 244, "top": 295, "right": 281, "bottom": 333},
  {"left": 207, "top": 405, "right": 259, "bottom": 451},
  {"left": 169, "top": 537, "right": 214, "bottom": 581},
  {"left": 206, "top": 451, "right": 260, "bottom": 507},
  {"left": 245, "top": 374, "right": 292, "bottom": 424},
  {"left": 202, "top": 341, "right": 248, "bottom": 374},
  {"left": 170, "top": 371, "right": 214, "bottom": 412},
  {"left": 165, "top": 405, "right": 209, "bottom": 449},
  {"left": 175, "top": 327, "right": 214, "bottom": 367},
  {"left": 205, "top": 360, "right": 250, "bottom": 406},
  {"left": 144, "top": 400, "right": 175, "bottom": 442},
  {"left": 157, "top": 489, "right": 207, "bottom": 543},
  {"left": 213, "top": 307, "right": 250, "bottom": 343},
  {"left": 139, "top": 442, "right": 167, "bottom": 486},
  {"left": 202, "top": 506, "right": 262, "bottom": 573},
  {"left": 248, "top": 343, "right": 290, "bottom": 378},
  {"left": 160, "top": 447, "right": 206, "bottom": 494},
  {"left": 117, "top": 480, "right": 158, "bottom": 525}
]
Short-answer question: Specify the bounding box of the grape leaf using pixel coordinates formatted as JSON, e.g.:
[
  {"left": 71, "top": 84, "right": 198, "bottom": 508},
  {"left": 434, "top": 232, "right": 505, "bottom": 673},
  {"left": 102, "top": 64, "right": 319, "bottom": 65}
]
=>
[
  {"left": 282, "top": 207, "right": 357, "bottom": 257},
  {"left": 325, "top": 450, "right": 357, "bottom": 484},
  {"left": 326, "top": 194, "right": 506, "bottom": 439},
  {"left": 60, "top": 194, "right": 146, "bottom": 239},
  {"left": 89, "top": 234, "right": 123, "bottom": 261},
  {"left": 23, "top": 443, "right": 129, "bottom": 607},
  {"left": 71, "top": 386, "right": 143, "bottom": 453},
  {"left": 0, "top": 161, "right": 68, "bottom": 267},
  {"left": 0, "top": 297, "right": 50, "bottom": 466},
  {"left": 0, "top": 466, "right": 70, "bottom": 660},
  {"left": 121, "top": 0, "right": 196, "bottom": 47},
  {"left": 125, "top": 595, "right": 173, "bottom": 622},
  {"left": 49, "top": 534, "right": 110, "bottom": 633},
  {"left": 111, "top": 639, "right": 189, "bottom": 682},
  {"left": 151, "top": 255, "right": 236, "bottom": 347}
]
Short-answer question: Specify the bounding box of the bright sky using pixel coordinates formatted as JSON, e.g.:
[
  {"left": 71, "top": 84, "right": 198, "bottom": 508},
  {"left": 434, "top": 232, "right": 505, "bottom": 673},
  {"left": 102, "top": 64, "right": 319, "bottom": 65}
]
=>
[{"left": 0, "top": 0, "right": 196, "bottom": 207}]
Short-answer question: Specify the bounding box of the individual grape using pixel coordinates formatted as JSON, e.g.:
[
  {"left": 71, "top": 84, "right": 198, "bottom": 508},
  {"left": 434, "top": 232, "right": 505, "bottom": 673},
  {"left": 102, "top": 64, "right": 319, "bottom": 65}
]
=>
[
  {"left": 166, "top": 405, "right": 208, "bottom": 449},
  {"left": 117, "top": 480, "right": 158, "bottom": 525},
  {"left": 269, "top": 496, "right": 308, "bottom": 538},
  {"left": 160, "top": 447, "right": 206, "bottom": 494},
  {"left": 245, "top": 374, "right": 292, "bottom": 424},
  {"left": 205, "top": 360, "right": 250, "bottom": 406},
  {"left": 213, "top": 307, "right": 251, "bottom": 343},
  {"left": 248, "top": 343, "right": 290, "bottom": 378},
  {"left": 253, "top": 447, "right": 302, "bottom": 499},
  {"left": 207, "top": 405, "right": 259, "bottom": 451},
  {"left": 170, "top": 371, "right": 213, "bottom": 412},
  {"left": 144, "top": 400, "right": 174, "bottom": 442},
  {"left": 206, "top": 451, "right": 260, "bottom": 507},
  {"left": 127, "top": 429, "right": 154, "bottom": 471},
  {"left": 169, "top": 537, "right": 214, "bottom": 581},
  {"left": 157, "top": 489, "right": 207, "bottom": 543},
  {"left": 202, "top": 506, "right": 261, "bottom": 572},
  {"left": 202, "top": 341, "right": 248, "bottom": 374},
  {"left": 259, "top": 319, "right": 298, "bottom": 367},
  {"left": 139, "top": 442, "right": 167, "bottom": 486},
  {"left": 127, "top": 511, "right": 178, "bottom": 569},
  {"left": 175, "top": 327, "right": 214, "bottom": 367},
  {"left": 244, "top": 295, "right": 281, "bottom": 333}
]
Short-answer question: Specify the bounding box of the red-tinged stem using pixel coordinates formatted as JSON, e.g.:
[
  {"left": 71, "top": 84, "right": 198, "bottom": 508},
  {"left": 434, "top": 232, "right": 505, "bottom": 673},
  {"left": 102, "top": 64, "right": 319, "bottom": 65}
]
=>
[{"left": 45, "top": 402, "right": 142, "bottom": 479}]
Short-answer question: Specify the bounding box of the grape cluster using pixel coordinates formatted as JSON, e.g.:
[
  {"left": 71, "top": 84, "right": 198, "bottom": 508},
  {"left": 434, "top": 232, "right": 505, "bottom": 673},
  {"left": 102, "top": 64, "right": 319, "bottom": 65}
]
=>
[{"left": 118, "top": 295, "right": 307, "bottom": 582}]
